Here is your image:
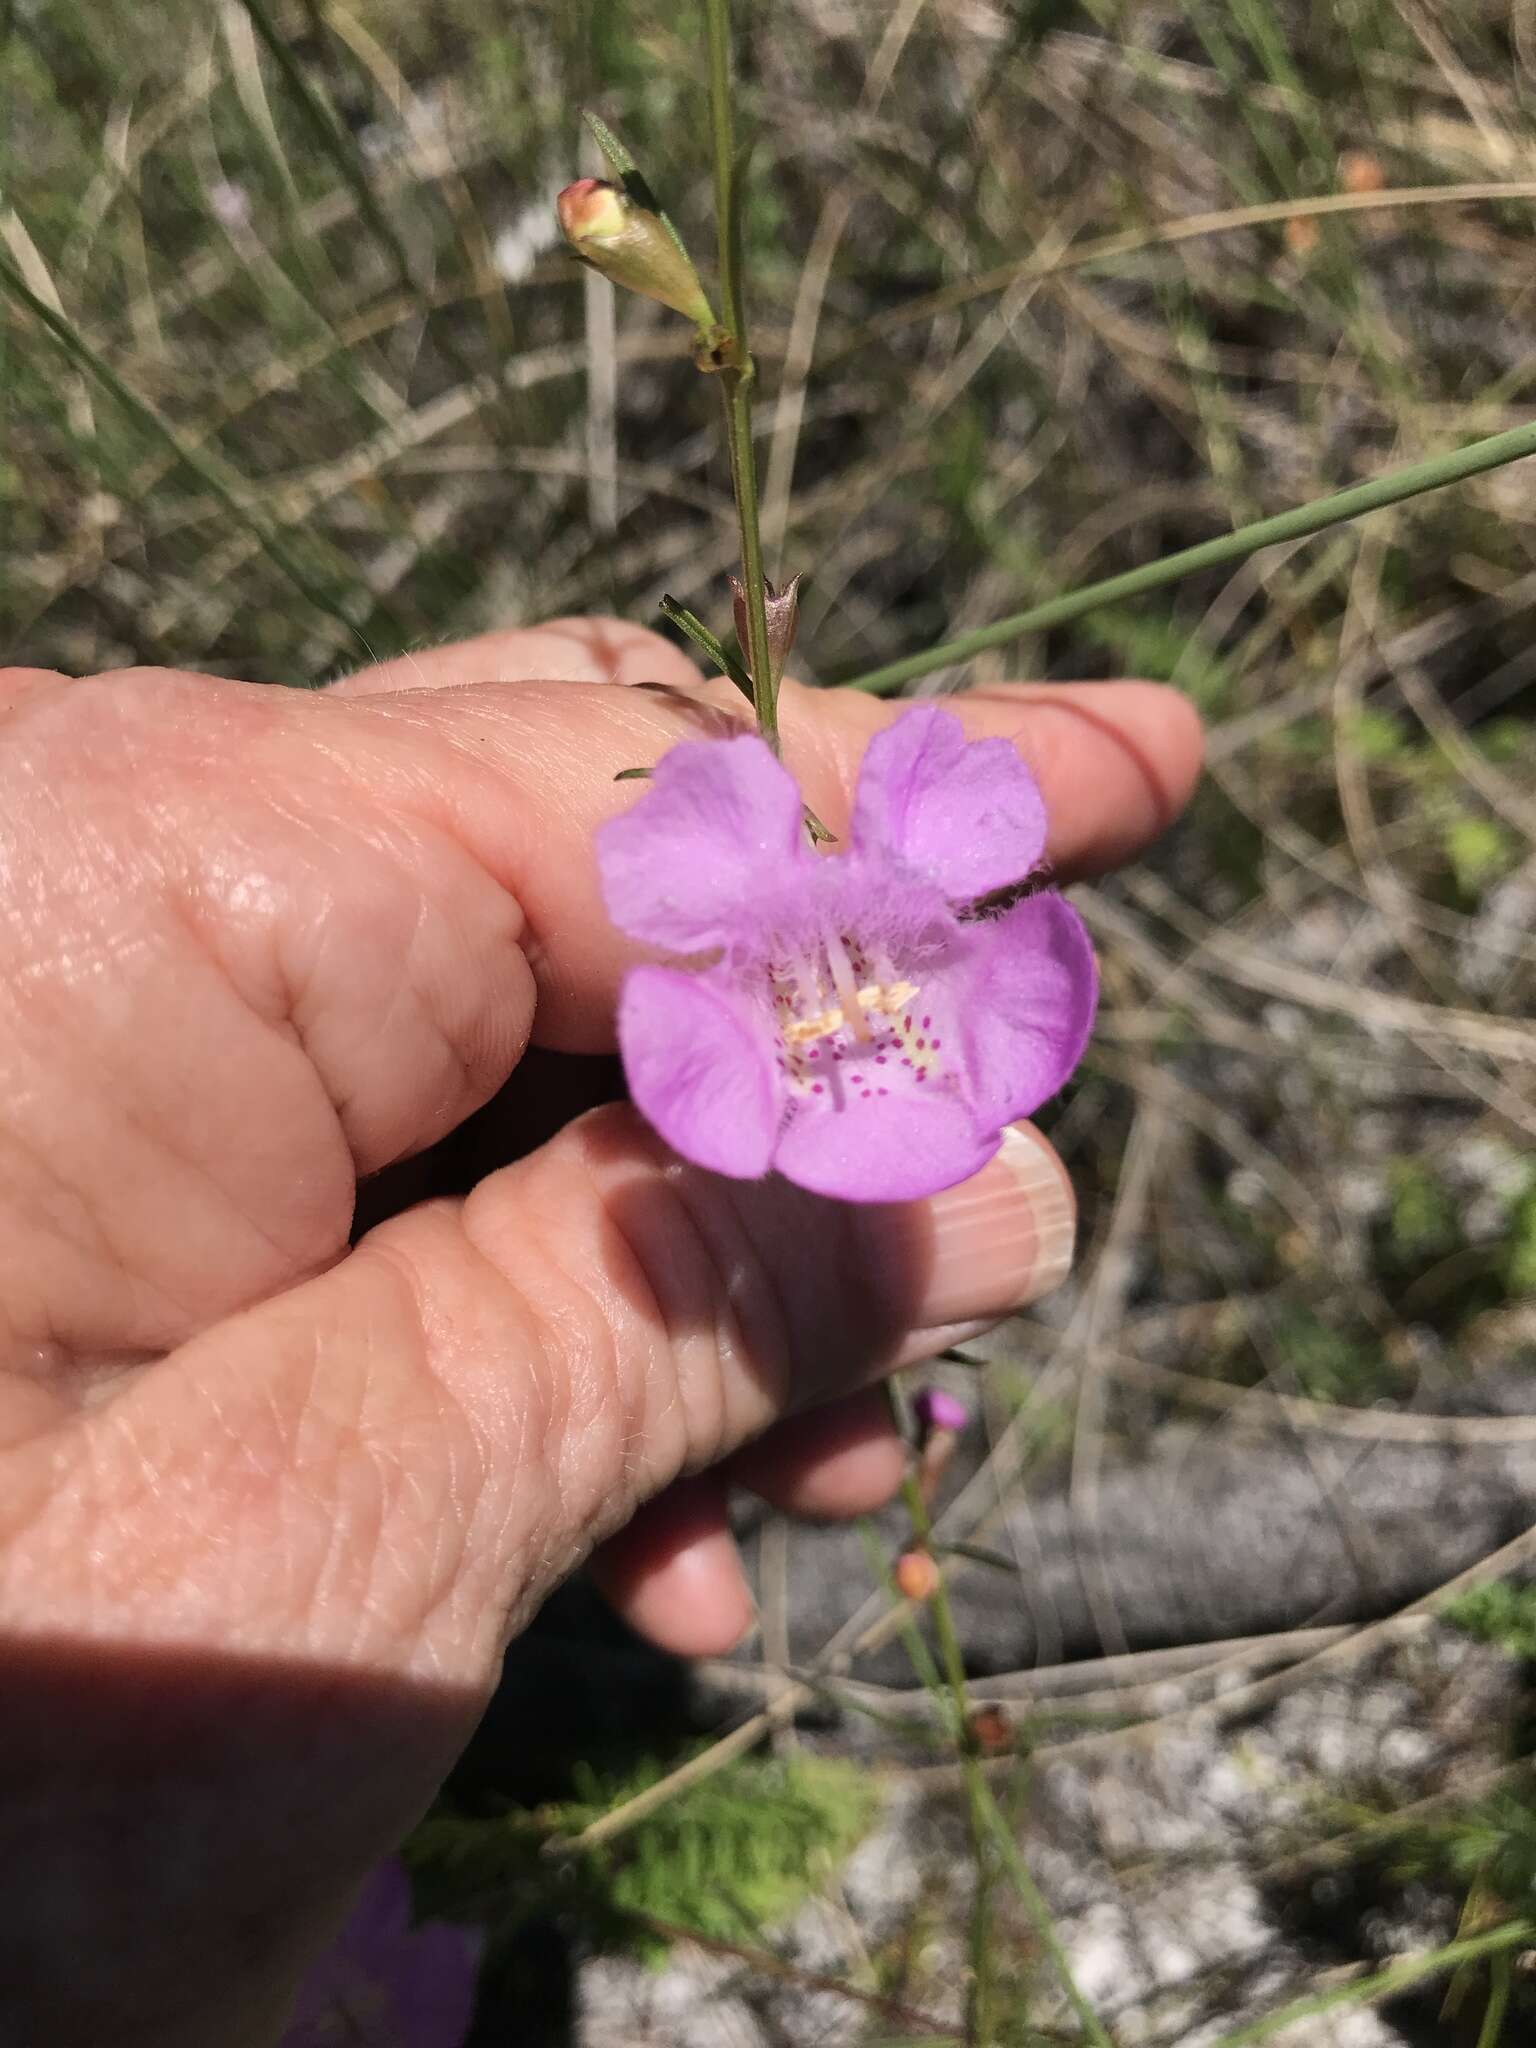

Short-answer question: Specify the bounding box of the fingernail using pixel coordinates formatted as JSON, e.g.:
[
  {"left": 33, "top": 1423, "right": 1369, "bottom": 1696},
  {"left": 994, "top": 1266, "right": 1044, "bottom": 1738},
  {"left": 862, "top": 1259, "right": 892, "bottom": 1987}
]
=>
[{"left": 911, "top": 1123, "right": 1076, "bottom": 1332}]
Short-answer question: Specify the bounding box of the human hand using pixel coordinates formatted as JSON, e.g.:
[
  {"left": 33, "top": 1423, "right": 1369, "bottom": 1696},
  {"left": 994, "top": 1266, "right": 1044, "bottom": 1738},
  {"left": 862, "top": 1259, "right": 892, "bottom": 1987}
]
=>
[{"left": 0, "top": 621, "right": 1200, "bottom": 2043}]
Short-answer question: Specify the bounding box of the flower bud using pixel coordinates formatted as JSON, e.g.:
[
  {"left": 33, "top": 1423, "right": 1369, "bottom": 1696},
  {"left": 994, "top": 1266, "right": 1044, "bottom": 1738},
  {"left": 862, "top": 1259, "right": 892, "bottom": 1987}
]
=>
[
  {"left": 731, "top": 572, "right": 802, "bottom": 687},
  {"left": 1338, "top": 149, "right": 1385, "bottom": 195},
  {"left": 967, "top": 1705, "right": 1012, "bottom": 1756},
  {"left": 913, "top": 1385, "right": 968, "bottom": 1503},
  {"left": 894, "top": 1549, "right": 941, "bottom": 1603},
  {"left": 556, "top": 178, "right": 713, "bottom": 328},
  {"left": 1283, "top": 214, "right": 1320, "bottom": 259}
]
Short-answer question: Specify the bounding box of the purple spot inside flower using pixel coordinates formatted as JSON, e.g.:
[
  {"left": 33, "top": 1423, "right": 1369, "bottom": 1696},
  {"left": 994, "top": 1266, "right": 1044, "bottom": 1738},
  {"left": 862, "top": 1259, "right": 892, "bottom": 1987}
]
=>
[
  {"left": 922, "top": 1015, "right": 932, "bottom": 1029},
  {"left": 812, "top": 1082, "right": 824, "bottom": 1093},
  {"left": 916, "top": 1038, "right": 926, "bottom": 1049}
]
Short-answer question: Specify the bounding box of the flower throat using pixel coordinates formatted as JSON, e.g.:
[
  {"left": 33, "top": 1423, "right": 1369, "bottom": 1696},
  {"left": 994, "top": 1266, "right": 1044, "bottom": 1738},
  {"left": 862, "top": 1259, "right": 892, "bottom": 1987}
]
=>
[{"left": 776, "top": 934, "right": 918, "bottom": 1048}]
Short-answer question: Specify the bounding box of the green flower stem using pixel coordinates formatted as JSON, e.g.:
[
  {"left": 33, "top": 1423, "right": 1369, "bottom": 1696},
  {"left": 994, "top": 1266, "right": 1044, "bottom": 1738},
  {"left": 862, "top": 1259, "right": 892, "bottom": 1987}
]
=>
[
  {"left": 842, "top": 418, "right": 1536, "bottom": 696},
  {"left": 704, "top": 0, "right": 747, "bottom": 369},
  {"left": 721, "top": 379, "right": 778, "bottom": 743},
  {"left": 703, "top": 0, "right": 777, "bottom": 746}
]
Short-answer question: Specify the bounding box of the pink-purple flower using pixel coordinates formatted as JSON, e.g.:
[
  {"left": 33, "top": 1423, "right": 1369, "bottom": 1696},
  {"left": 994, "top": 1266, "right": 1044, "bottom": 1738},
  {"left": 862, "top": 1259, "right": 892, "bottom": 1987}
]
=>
[
  {"left": 913, "top": 1387, "right": 970, "bottom": 1437},
  {"left": 597, "top": 705, "right": 1097, "bottom": 1203}
]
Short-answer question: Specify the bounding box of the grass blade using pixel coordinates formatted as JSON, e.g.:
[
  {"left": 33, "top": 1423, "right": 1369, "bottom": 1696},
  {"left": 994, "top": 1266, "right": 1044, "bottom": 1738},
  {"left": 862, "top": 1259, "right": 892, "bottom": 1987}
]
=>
[{"left": 842, "top": 419, "right": 1536, "bottom": 695}]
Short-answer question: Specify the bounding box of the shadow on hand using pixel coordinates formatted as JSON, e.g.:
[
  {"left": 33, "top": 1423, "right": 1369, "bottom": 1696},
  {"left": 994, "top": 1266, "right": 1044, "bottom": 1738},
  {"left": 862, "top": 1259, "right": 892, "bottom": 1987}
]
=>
[
  {"left": 0, "top": 1609, "right": 723, "bottom": 2048},
  {"left": 0, "top": 1632, "right": 479, "bottom": 2048}
]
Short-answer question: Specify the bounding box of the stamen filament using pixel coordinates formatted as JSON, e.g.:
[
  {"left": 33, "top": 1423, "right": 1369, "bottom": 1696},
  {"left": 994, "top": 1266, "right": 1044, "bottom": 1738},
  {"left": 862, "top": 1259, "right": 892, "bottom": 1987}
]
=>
[{"left": 824, "top": 933, "right": 870, "bottom": 1043}]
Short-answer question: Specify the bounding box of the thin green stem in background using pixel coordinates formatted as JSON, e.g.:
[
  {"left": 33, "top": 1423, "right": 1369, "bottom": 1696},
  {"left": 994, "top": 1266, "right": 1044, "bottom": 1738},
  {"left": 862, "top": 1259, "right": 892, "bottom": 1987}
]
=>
[
  {"left": 843, "top": 418, "right": 1536, "bottom": 695},
  {"left": 236, "top": 0, "right": 508, "bottom": 434},
  {"left": 0, "top": 251, "right": 371, "bottom": 644},
  {"left": 702, "top": 0, "right": 777, "bottom": 745},
  {"left": 704, "top": 0, "right": 748, "bottom": 357},
  {"left": 897, "top": 1457, "right": 1114, "bottom": 2047},
  {"left": 973, "top": 1786, "right": 1118, "bottom": 2048},
  {"left": 1476, "top": 1949, "right": 1512, "bottom": 2048},
  {"left": 899, "top": 1473, "right": 1001, "bottom": 2045},
  {"left": 1205, "top": 1919, "right": 1534, "bottom": 2047}
]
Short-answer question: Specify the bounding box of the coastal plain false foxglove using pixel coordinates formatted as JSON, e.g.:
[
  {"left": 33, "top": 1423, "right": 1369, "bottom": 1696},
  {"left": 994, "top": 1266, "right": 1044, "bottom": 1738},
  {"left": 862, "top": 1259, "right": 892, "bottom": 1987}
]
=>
[{"left": 597, "top": 706, "right": 1096, "bottom": 1202}]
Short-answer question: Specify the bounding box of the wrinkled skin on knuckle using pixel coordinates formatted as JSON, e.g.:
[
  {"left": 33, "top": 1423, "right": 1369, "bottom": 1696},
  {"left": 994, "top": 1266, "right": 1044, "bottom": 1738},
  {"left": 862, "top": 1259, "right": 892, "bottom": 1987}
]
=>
[
  {"left": 127, "top": 676, "right": 535, "bottom": 1172},
  {"left": 0, "top": 1217, "right": 502, "bottom": 1677},
  {"left": 0, "top": 674, "right": 347, "bottom": 1358},
  {"left": 0, "top": 669, "right": 533, "bottom": 1365}
]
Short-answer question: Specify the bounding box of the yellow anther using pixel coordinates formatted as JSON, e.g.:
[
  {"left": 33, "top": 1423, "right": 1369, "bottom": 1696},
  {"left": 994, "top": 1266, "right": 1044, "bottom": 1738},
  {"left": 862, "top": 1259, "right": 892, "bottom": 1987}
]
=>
[{"left": 781, "top": 980, "right": 919, "bottom": 1047}]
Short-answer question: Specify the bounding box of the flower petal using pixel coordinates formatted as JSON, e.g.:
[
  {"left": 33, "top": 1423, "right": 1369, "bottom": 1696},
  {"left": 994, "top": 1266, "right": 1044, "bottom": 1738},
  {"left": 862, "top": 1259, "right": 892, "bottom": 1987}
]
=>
[
  {"left": 618, "top": 966, "right": 782, "bottom": 1178},
  {"left": 599, "top": 733, "right": 810, "bottom": 952},
  {"left": 773, "top": 1086, "right": 995, "bottom": 1203},
  {"left": 851, "top": 706, "right": 1048, "bottom": 901},
  {"left": 961, "top": 892, "right": 1097, "bottom": 1125}
]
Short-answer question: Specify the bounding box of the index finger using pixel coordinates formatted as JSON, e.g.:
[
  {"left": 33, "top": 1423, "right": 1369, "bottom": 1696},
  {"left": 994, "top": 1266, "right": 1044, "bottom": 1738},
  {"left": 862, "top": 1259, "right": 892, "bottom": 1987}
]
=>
[
  {"left": 332, "top": 619, "right": 1201, "bottom": 1049},
  {"left": 337, "top": 616, "right": 1203, "bottom": 877}
]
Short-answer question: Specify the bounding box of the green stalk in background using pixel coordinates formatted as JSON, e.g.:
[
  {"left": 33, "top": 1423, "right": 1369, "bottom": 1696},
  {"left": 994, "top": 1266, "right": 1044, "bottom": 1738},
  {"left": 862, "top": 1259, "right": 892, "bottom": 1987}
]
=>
[
  {"left": 0, "top": 251, "right": 374, "bottom": 644},
  {"left": 895, "top": 1451, "right": 1114, "bottom": 2048},
  {"left": 843, "top": 418, "right": 1536, "bottom": 696},
  {"left": 703, "top": 0, "right": 778, "bottom": 747}
]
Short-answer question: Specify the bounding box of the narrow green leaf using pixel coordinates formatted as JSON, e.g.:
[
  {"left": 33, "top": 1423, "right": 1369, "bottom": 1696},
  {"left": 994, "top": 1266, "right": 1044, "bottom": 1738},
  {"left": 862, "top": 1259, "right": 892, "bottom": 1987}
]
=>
[
  {"left": 842, "top": 419, "right": 1536, "bottom": 695},
  {"left": 937, "top": 1540, "right": 1018, "bottom": 1575},
  {"left": 582, "top": 108, "right": 640, "bottom": 178},
  {"left": 658, "top": 593, "right": 756, "bottom": 703},
  {"left": 580, "top": 109, "right": 691, "bottom": 263}
]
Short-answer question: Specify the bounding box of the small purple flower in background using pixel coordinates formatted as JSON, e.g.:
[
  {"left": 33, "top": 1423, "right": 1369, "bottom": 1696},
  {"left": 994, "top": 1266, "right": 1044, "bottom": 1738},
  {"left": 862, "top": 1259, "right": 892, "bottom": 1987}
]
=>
[
  {"left": 913, "top": 1387, "right": 969, "bottom": 1439},
  {"left": 912, "top": 1385, "right": 970, "bottom": 1500},
  {"left": 597, "top": 705, "right": 1097, "bottom": 1202},
  {"left": 280, "top": 1858, "right": 479, "bottom": 2048}
]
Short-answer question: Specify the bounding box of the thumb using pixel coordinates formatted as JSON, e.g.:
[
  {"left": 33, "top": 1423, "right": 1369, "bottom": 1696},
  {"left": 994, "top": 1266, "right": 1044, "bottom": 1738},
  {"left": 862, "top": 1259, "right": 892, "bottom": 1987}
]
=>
[{"left": 48, "top": 1108, "right": 1074, "bottom": 1680}]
